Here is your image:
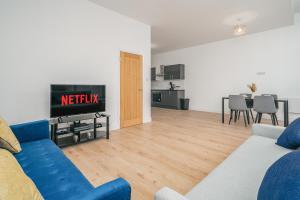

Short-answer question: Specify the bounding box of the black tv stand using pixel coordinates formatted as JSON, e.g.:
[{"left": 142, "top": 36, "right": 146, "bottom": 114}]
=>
[{"left": 50, "top": 113, "right": 110, "bottom": 148}]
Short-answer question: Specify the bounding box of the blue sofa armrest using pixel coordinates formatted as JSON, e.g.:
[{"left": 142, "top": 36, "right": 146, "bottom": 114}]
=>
[
  {"left": 10, "top": 120, "right": 50, "bottom": 143},
  {"left": 80, "top": 178, "right": 131, "bottom": 200}
]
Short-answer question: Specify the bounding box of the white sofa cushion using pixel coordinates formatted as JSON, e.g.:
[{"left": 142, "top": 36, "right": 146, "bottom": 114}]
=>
[
  {"left": 252, "top": 124, "right": 285, "bottom": 140},
  {"left": 186, "top": 135, "right": 291, "bottom": 200}
]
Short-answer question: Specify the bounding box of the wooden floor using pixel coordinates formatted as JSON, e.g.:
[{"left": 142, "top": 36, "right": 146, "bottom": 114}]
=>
[{"left": 63, "top": 108, "right": 252, "bottom": 200}]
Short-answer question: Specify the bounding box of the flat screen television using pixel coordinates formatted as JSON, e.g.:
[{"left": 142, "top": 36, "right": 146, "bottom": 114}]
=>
[{"left": 50, "top": 84, "right": 105, "bottom": 118}]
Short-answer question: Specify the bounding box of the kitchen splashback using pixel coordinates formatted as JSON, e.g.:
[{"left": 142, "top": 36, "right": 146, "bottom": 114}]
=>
[{"left": 151, "top": 79, "right": 185, "bottom": 90}]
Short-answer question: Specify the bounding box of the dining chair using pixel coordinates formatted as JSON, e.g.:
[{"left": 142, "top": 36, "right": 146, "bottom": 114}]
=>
[
  {"left": 253, "top": 95, "right": 278, "bottom": 125},
  {"left": 228, "top": 95, "right": 251, "bottom": 127},
  {"left": 262, "top": 94, "right": 279, "bottom": 109},
  {"left": 239, "top": 93, "right": 254, "bottom": 122}
]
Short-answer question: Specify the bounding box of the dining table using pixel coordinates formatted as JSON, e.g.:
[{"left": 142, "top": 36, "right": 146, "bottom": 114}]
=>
[{"left": 222, "top": 97, "right": 289, "bottom": 127}]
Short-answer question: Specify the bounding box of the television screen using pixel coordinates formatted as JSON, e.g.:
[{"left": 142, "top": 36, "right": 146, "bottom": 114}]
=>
[{"left": 50, "top": 84, "right": 105, "bottom": 118}]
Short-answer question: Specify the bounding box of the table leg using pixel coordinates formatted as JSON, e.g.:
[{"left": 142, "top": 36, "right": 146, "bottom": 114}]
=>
[
  {"left": 106, "top": 116, "right": 110, "bottom": 139},
  {"left": 284, "top": 101, "right": 289, "bottom": 127},
  {"left": 93, "top": 118, "right": 97, "bottom": 139},
  {"left": 222, "top": 98, "right": 225, "bottom": 123},
  {"left": 52, "top": 124, "right": 58, "bottom": 144}
]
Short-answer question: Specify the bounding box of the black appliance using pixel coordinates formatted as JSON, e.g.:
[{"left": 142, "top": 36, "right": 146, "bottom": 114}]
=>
[
  {"left": 152, "top": 92, "right": 162, "bottom": 102},
  {"left": 50, "top": 84, "right": 105, "bottom": 118}
]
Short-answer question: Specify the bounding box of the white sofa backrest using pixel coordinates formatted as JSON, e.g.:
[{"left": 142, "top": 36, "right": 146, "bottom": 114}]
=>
[{"left": 251, "top": 124, "right": 285, "bottom": 140}]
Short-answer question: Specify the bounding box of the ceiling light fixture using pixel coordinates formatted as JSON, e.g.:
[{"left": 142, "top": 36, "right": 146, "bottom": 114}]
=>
[
  {"left": 234, "top": 24, "right": 247, "bottom": 36},
  {"left": 233, "top": 18, "right": 247, "bottom": 36}
]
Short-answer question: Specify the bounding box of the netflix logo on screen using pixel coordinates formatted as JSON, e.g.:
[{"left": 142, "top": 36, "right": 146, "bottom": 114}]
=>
[
  {"left": 61, "top": 94, "right": 99, "bottom": 106},
  {"left": 50, "top": 85, "right": 106, "bottom": 118}
]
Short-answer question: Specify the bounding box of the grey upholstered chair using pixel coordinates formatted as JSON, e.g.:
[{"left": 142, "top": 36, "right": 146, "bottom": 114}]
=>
[
  {"left": 262, "top": 94, "right": 279, "bottom": 109},
  {"left": 239, "top": 93, "right": 254, "bottom": 121},
  {"left": 253, "top": 95, "right": 278, "bottom": 125},
  {"left": 228, "top": 95, "right": 251, "bottom": 127}
]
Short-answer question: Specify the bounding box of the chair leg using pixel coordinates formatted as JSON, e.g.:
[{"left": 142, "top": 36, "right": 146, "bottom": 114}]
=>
[
  {"left": 258, "top": 113, "right": 262, "bottom": 123},
  {"left": 250, "top": 109, "right": 254, "bottom": 122},
  {"left": 229, "top": 110, "right": 233, "bottom": 125},
  {"left": 271, "top": 114, "right": 278, "bottom": 126},
  {"left": 260, "top": 113, "right": 263, "bottom": 123},
  {"left": 274, "top": 114, "right": 279, "bottom": 125},
  {"left": 255, "top": 113, "right": 259, "bottom": 123},
  {"left": 238, "top": 111, "right": 241, "bottom": 120},
  {"left": 234, "top": 111, "right": 237, "bottom": 122},
  {"left": 243, "top": 111, "right": 247, "bottom": 127},
  {"left": 270, "top": 114, "right": 275, "bottom": 125},
  {"left": 246, "top": 110, "right": 250, "bottom": 124}
]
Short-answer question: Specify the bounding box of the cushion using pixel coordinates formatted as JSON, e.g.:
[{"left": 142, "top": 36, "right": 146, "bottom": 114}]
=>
[
  {"left": 0, "top": 148, "right": 43, "bottom": 200},
  {"left": 277, "top": 117, "right": 300, "bottom": 149},
  {"left": 0, "top": 117, "right": 21, "bottom": 153},
  {"left": 258, "top": 151, "right": 300, "bottom": 200},
  {"left": 14, "top": 139, "right": 94, "bottom": 200}
]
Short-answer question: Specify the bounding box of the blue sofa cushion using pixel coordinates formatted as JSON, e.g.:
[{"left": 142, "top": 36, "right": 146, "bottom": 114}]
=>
[
  {"left": 10, "top": 120, "right": 50, "bottom": 143},
  {"left": 14, "top": 139, "right": 94, "bottom": 200},
  {"left": 258, "top": 151, "right": 300, "bottom": 200},
  {"left": 277, "top": 117, "right": 300, "bottom": 149}
]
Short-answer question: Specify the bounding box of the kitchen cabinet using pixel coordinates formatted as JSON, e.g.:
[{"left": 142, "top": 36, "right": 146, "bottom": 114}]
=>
[
  {"left": 151, "top": 90, "right": 185, "bottom": 109},
  {"left": 151, "top": 67, "right": 156, "bottom": 81},
  {"left": 164, "top": 64, "right": 185, "bottom": 80}
]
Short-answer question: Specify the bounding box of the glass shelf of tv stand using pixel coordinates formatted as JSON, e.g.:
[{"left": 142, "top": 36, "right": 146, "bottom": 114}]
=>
[
  {"left": 55, "top": 122, "right": 106, "bottom": 134},
  {"left": 56, "top": 130, "right": 107, "bottom": 148},
  {"left": 50, "top": 113, "right": 110, "bottom": 148}
]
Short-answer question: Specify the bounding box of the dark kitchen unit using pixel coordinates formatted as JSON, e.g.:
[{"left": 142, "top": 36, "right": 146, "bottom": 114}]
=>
[
  {"left": 152, "top": 90, "right": 185, "bottom": 110},
  {"left": 164, "top": 64, "right": 185, "bottom": 80},
  {"left": 151, "top": 67, "right": 156, "bottom": 81}
]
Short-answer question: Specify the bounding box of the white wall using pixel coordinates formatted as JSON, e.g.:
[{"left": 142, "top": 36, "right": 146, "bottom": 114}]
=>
[
  {"left": 0, "top": 0, "right": 151, "bottom": 130},
  {"left": 153, "top": 14, "right": 300, "bottom": 120}
]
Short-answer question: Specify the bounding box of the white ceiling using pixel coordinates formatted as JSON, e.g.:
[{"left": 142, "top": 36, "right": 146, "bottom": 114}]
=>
[{"left": 91, "top": 0, "right": 298, "bottom": 54}]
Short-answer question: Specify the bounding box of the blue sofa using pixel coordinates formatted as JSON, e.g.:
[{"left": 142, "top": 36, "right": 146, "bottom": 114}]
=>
[{"left": 10, "top": 120, "right": 131, "bottom": 200}]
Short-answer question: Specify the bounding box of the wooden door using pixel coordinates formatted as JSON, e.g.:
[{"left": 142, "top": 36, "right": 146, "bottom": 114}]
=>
[{"left": 120, "top": 52, "right": 143, "bottom": 128}]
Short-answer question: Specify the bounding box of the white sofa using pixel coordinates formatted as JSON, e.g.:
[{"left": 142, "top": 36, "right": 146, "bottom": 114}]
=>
[{"left": 155, "top": 124, "right": 291, "bottom": 200}]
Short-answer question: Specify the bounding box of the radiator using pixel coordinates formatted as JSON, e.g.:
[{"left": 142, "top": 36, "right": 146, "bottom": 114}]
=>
[{"left": 289, "top": 98, "right": 300, "bottom": 114}]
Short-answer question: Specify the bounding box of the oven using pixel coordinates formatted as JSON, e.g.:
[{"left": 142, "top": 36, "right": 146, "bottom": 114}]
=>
[{"left": 152, "top": 92, "right": 162, "bottom": 103}]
